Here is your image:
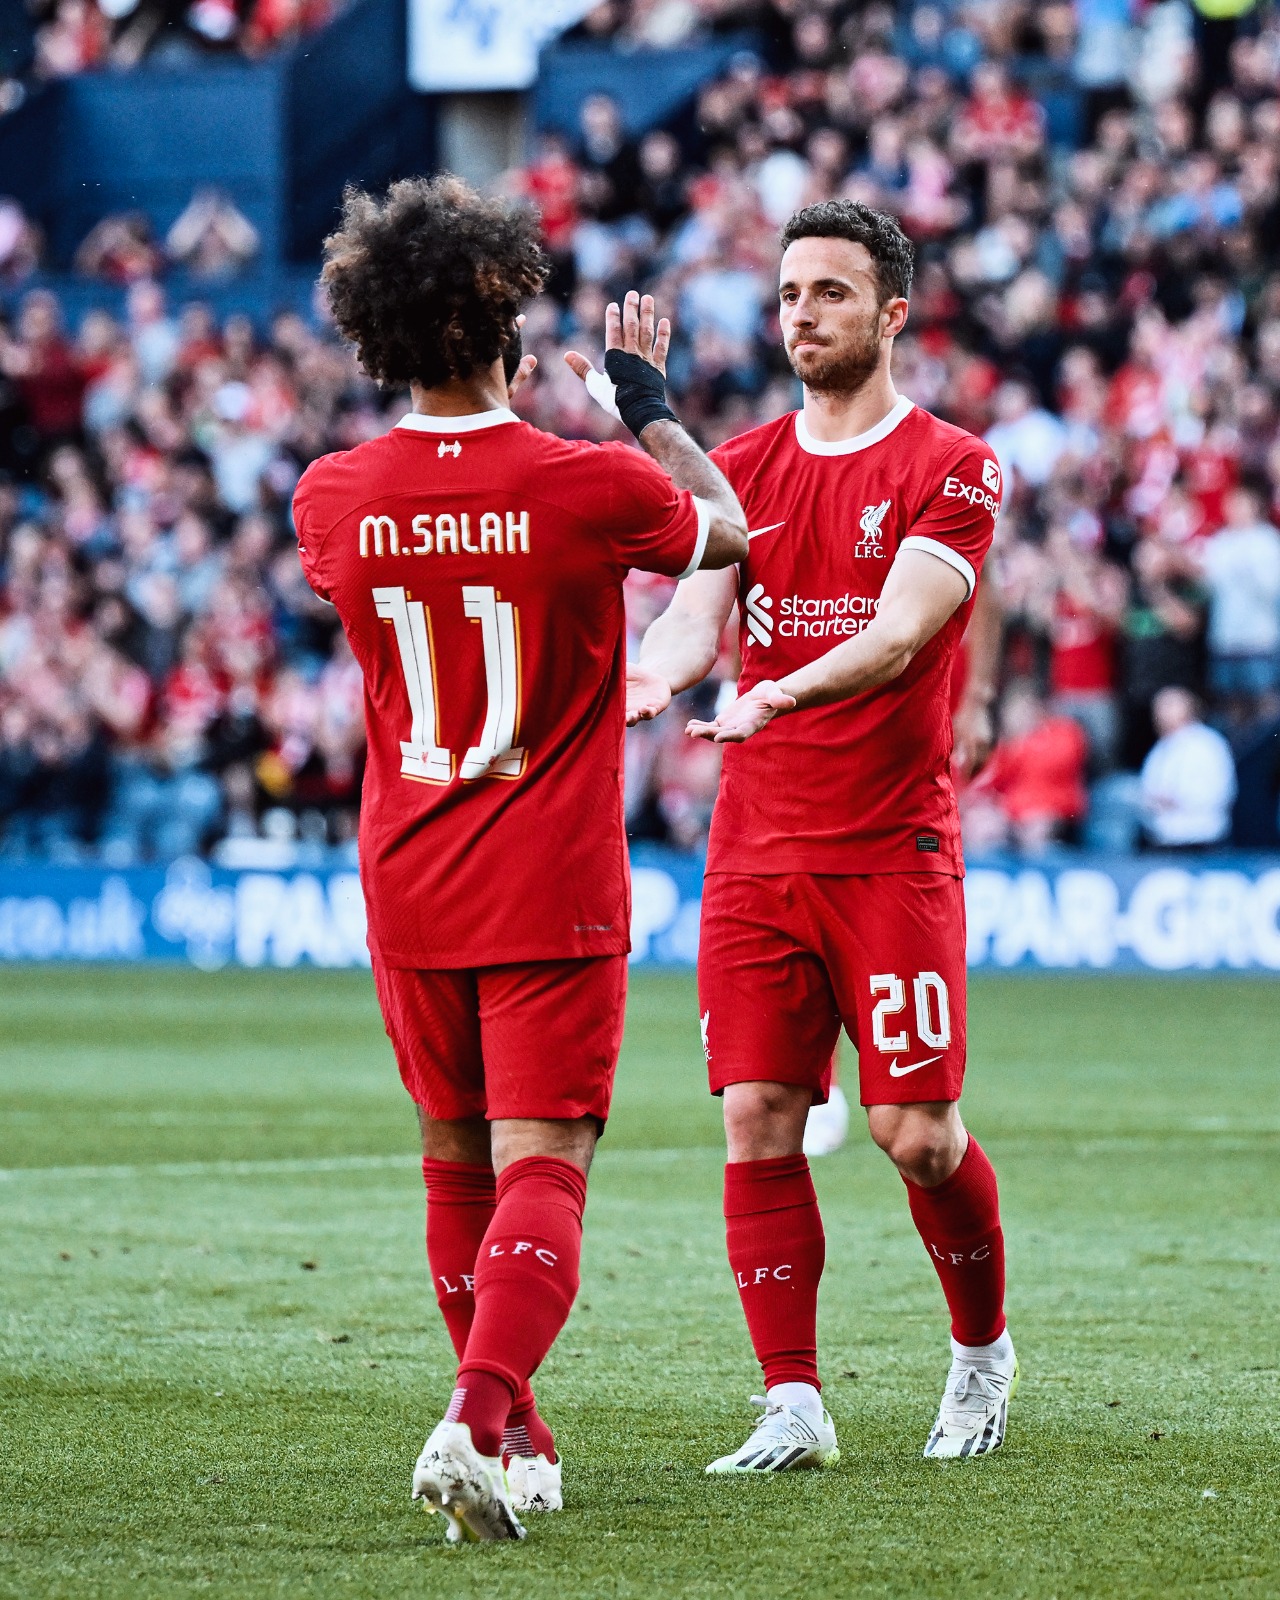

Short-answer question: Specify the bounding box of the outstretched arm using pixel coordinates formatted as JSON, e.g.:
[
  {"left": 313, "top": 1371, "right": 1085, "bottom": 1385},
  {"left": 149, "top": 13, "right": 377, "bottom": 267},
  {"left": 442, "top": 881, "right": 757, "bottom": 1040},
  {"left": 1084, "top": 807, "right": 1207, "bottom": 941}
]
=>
[
  {"left": 687, "top": 548, "right": 969, "bottom": 743},
  {"left": 628, "top": 566, "right": 738, "bottom": 725}
]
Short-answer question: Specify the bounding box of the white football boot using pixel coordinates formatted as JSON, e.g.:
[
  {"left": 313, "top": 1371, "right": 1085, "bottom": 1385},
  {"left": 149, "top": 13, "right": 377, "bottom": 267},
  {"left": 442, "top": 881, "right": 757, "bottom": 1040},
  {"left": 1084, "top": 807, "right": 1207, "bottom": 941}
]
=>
[
  {"left": 706, "top": 1395, "right": 840, "bottom": 1474},
  {"left": 412, "top": 1420, "right": 526, "bottom": 1541},
  {"left": 803, "top": 1084, "right": 850, "bottom": 1157},
  {"left": 505, "top": 1452, "right": 563, "bottom": 1513},
  {"left": 923, "top": 1334, "right": 1019, "bottom": 1460}
]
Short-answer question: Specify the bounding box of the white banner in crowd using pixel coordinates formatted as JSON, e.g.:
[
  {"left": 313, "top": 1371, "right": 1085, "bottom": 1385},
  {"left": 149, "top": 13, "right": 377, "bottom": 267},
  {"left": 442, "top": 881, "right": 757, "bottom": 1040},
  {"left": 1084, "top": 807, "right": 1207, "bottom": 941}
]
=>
[
  {"left": 1, "top": 856, "right": 1279, "bottom": 972},
  {"left": 408, "top": 0, "right": 598, "bottom": 93}
]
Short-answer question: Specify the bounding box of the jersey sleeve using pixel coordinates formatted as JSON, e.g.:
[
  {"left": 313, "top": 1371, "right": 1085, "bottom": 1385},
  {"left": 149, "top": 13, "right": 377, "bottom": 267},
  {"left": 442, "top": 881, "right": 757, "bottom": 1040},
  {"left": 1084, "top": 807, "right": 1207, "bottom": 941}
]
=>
[
  {"left": 899, "top": 441, "right": 1001, "bottom": 599},
  {"left": 599, "top": 442, "right": 708, "bottom": 579},
  {"left": 292, "top": 460, "right": 332, "bottom": 602}
]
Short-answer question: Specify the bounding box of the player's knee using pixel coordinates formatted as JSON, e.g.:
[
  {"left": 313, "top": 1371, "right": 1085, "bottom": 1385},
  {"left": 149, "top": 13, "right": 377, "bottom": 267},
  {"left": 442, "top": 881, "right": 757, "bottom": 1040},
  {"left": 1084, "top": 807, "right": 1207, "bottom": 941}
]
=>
[
  {"left": 868, "top": 1110, "right": 961, "bottom": 1185},
  {"left": 722, "top": 1080, "right": 809, "bottom": 1158}
]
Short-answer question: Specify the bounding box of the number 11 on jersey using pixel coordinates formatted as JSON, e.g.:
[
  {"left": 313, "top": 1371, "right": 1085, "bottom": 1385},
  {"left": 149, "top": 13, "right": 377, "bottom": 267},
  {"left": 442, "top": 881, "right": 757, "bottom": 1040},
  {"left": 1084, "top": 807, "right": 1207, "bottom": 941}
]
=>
[
  {"left": 373, "top": 583, "right": 526, "bottom": 785},
  {"left": 460, "top": 584, "right": 524, "bottom": 780}
]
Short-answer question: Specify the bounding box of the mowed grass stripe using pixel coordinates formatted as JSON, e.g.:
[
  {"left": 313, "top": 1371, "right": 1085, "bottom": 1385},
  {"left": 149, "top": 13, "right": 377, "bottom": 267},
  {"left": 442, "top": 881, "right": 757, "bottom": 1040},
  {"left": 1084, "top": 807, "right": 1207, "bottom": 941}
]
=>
[{"left": 0, "top": 967, "right": 1278, "bottom": 1599}]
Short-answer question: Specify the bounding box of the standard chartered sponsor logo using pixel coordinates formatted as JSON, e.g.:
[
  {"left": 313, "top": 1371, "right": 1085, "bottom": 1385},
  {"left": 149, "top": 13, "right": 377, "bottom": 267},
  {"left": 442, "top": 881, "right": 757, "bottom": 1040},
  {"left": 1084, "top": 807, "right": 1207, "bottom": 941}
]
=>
[
  {"left": 745, "top": 583, "right": 774, "bottom": 647},
  {"left": 744, "top": 584, "right": 879, "bottom": 646},
  {"left": 781, "top": 591, "right": 879, "bottom": 639}
]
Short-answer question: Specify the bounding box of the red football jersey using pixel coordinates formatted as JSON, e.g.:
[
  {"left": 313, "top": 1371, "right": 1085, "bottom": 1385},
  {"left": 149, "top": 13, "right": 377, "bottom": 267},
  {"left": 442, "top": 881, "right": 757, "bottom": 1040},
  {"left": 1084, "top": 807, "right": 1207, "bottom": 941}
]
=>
[
  {"left": 706, "top": 397, "right": 999, "bottom": 877},
  {"left": 294, "top": 408, "right": 706, "bottom": 966}
]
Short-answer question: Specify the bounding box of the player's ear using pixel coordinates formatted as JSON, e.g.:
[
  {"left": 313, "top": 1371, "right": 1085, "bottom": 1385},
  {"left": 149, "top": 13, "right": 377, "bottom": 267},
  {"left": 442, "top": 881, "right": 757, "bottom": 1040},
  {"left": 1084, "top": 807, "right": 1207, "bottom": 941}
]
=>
[{"left": 881, "top": 296, "right": 909, "bottom": 340}]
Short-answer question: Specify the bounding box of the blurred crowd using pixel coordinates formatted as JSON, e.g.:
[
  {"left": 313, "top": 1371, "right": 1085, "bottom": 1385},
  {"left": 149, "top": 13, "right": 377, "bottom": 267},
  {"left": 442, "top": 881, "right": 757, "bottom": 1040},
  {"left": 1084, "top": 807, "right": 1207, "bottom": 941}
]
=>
[
  {"left": 1, "top": 0, "right": 1280, "bottom": 861},
  {"left": 0, "top": 284, "right": 372, "bottom": 863},
  {"left": 518, "top": 0, "right": 1280, "bottom": 853},
  {"left": 1, "top": 0, "right": 339, "bottom": 117},
  {"left": 0, "top": 190, "right": 263, "bottom": 289}
]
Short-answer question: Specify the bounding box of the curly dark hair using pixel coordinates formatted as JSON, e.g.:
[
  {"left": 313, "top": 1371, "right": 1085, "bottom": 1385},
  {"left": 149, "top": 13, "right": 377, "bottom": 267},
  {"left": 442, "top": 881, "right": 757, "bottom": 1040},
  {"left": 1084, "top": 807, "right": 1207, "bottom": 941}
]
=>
[
  {"left": 321, "top": 175, "right": 549, "bottom": 388},
  {"left": 779, "top": 201, "right": 914, "bottom": 303}
]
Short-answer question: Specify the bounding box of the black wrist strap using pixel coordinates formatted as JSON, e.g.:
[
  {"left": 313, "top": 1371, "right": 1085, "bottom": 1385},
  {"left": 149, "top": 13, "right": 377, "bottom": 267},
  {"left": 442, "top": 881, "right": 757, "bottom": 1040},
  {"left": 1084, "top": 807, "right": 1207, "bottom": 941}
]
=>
[{"left": 604, "top": 348, "right": 678, "bottom": 438}]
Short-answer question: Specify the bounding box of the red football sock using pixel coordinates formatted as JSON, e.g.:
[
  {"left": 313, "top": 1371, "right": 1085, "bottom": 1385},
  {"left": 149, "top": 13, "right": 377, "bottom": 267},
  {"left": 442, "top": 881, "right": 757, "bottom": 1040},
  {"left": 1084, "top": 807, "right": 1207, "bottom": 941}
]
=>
[
  {"left": 904, "top": 1136, "right": 1006, "bottom": 1347},
  {"left": 724, "top": 1155, "right": 826, "bottom": 1391},
  {"left": 421, "top": 1158, "right": 544, "bottom": 1438},
  {"left": 453, "top": 1156, "right": 588, "bottom": 1458}
]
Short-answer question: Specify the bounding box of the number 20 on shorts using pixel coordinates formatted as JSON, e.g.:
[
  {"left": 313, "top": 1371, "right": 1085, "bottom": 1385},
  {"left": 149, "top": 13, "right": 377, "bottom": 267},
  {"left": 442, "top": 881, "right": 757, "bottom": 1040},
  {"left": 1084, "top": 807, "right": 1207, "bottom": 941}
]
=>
[
  {"left": 869, "top": 971, "right": 951, "bottom": 1052},
  {"left": 373, "top": 583, "right": 525, "bottom": 785}
]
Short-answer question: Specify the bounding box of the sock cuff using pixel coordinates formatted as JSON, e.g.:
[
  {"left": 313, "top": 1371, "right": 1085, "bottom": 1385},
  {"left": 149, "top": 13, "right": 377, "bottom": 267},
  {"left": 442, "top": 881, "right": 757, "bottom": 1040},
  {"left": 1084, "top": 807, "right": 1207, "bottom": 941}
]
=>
[
  {"left": 724, "top": 1154, "right": 817, "bottom": 1218},
  {"left": 495, "top": 1155, "right": 588, "bottom": 1214},
  {"left": 422, "top": 1158, "right": 496, "bottom": 1203},
  {"left": 456, "top": 1357, "right": 523, "bottom": 1399}
]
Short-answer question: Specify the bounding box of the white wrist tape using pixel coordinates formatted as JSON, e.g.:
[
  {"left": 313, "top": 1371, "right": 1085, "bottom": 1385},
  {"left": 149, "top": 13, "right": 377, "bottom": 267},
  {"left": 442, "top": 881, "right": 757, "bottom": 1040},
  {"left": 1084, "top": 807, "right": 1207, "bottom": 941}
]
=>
[{"left": 584, "top": 366, "right": 621, "bottom": 421}]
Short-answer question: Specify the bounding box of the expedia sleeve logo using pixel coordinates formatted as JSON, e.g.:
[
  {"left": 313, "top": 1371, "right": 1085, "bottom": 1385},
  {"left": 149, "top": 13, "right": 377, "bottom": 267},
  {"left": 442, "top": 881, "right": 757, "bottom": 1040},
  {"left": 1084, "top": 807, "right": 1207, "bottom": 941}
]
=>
[{"left": 942, "top": 468, "right": 1000, "bottom": 515}]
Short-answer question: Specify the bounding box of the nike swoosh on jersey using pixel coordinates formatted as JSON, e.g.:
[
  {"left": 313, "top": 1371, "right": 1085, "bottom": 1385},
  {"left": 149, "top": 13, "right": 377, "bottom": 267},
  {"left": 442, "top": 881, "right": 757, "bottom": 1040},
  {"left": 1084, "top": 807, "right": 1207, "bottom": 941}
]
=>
[
  {"left": 746, "top": 521, "right": 785, "bottom": 541},
  {"left": 887, "top": 1053, "right": 944, "bottom": 1078}
]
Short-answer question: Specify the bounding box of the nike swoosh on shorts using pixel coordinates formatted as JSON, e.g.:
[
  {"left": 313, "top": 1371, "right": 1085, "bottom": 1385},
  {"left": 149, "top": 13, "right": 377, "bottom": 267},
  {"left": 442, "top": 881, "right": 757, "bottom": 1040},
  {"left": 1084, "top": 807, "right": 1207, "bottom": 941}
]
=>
[{"left": 888, "top": 1053, "right": 944, "bottom": 1078}]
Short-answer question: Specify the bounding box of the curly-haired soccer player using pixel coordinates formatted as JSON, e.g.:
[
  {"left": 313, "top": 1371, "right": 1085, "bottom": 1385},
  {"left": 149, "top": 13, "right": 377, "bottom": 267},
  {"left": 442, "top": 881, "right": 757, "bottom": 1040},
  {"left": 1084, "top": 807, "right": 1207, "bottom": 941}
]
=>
[
  {"left": 294, "top": 176, "right": 747, "bottom": 1540},
  {"left": 622, "top": 200, "right": 1016, "bottom": 1469}
]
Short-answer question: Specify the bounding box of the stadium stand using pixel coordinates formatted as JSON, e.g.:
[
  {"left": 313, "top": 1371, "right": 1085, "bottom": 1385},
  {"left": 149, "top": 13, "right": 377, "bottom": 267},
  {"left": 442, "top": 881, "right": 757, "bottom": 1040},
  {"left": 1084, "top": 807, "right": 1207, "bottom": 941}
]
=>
[{"left": 0, "top": 0, "right": 1278, "bottom": 861}]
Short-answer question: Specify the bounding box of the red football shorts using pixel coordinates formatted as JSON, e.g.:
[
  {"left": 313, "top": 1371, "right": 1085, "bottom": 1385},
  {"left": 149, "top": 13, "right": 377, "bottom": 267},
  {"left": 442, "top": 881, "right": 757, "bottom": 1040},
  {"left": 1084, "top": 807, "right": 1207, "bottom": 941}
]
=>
[
  {"left": 698, "top": 872, "right": 967, "bottom": 1107},
  {"left": 372, "top": 954, "right": 627, "bottom": 1124}
]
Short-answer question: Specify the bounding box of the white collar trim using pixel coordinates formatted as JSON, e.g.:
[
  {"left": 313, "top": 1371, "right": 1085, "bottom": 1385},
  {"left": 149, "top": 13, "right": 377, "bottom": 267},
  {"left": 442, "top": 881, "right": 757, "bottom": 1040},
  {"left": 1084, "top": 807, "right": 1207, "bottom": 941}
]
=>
[
  {"left": 395, "top": 408, "right": 519, "bottom": 434},
  {"left": 794, "top": 395, "right": 914, "bottom": 456}
]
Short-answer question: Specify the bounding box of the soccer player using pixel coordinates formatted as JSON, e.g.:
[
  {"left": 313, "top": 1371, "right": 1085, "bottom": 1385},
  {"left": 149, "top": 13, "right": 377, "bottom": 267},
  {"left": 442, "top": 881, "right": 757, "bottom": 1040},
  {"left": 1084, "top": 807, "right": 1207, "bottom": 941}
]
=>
[
  {"left": 625, "top": 200, "right": 1016, "bottom": 1467},
  {"left": 802, "top": 576, "right": 1003, "bottom": 1159},
  {"left": 293, "top": 176, "right": 747, "bottom": 1539}
]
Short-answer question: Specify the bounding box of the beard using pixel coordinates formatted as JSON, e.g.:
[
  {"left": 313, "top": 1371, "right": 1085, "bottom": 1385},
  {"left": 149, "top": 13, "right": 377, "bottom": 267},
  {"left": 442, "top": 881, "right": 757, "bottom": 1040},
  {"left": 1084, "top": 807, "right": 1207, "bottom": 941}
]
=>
[{"left": 785, "top": 319, "right": 882, "bottom": 396}]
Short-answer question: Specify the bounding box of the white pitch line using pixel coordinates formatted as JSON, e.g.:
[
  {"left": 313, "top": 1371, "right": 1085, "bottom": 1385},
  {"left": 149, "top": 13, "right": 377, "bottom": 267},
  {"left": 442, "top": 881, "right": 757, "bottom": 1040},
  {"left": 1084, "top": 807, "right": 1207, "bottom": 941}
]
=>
[{"left": 0, "top": 1146, "right": 727, "bottom": 1184}]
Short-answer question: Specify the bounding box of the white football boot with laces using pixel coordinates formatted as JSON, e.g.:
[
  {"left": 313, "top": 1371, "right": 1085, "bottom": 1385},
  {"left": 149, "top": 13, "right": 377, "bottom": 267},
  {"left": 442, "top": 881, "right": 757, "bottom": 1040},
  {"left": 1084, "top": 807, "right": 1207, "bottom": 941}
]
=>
[
  {"left": 706, "top": 1395, "right": 840, "bottom": 1474},
  {"left": 505, "top": 1452, "right": 563, "bottom": 1513},
  {"left": 923, "top": 1334, "right": 1019, "bottom": 1460},
  {"left": 412, "top": 1420, "right": 526, "bottom": 1542}
]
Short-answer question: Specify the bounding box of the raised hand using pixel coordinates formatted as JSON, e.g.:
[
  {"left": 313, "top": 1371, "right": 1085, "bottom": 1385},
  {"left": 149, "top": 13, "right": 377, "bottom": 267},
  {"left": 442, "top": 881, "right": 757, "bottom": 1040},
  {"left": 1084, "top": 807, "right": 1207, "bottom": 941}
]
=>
[
  {"left": 686, "top": 681, "right": 796, "bottom": 744},
  {"left": 565, "top": 290, "right": 672, "bottom": 406},
  {"left": 625, "top": 661, "right": 673, "bottom": 726}
]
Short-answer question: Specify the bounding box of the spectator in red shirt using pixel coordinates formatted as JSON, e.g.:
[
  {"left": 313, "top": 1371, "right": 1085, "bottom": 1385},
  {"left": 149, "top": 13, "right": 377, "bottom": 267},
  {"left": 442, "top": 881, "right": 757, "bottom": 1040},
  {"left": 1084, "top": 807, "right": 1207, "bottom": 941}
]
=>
[
  {"left": 951, "top": 62, "right": 1046, "bottom": 168},
  {"left": 519, "top": 133, "right": 581, "bottom": 254},
  {"left": 966, "top": 683, "right": 1089, "bottom": 854},
  {"left": 1040, "top": 528, "right": 1129, "bottom": 771},
  {"left": 1, "top": 290, "right": 87, "bottom": 443}
]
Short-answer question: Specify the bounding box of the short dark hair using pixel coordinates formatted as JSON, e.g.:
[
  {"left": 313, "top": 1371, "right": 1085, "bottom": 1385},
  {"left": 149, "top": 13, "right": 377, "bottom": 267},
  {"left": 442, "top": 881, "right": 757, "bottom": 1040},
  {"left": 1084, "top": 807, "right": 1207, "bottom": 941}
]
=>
[
  {"left": 321, "top": 174, "right": 549, "bottom": 388},
  {"left": 779, "top": 201, "right": 914, "bottom": 303}
]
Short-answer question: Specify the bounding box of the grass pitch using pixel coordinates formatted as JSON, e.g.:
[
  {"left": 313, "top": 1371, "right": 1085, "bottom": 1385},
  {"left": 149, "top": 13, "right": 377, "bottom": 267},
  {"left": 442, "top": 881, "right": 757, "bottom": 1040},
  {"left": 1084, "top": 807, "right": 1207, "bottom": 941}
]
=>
[{"left": 1, "top": 967, "right": 1278, "bottom": 1599}]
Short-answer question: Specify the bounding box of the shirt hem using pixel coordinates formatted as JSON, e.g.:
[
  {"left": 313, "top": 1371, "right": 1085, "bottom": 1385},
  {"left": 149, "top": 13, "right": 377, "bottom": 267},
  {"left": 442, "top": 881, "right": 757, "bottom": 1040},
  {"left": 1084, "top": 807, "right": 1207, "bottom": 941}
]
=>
[
  {"left": 704, "top": 854, "right": 964, "bottom": 879},
  {"left": 369, "top": 935, "right": 631, "bottom": 970}
]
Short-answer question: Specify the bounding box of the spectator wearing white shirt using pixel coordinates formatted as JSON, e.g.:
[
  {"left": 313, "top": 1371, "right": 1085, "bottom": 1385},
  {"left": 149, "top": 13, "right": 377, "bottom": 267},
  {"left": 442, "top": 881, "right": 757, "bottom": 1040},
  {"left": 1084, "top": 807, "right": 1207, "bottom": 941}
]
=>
[
  {"left": 1196, "top": 483, "right": 1280, "bottom": 700},
  {"left": 1140, "top": 687, "right": 1237, "bottom": 848},
  {"left": 985, "top": 379, "right": 1070, "bottom": 495}
]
